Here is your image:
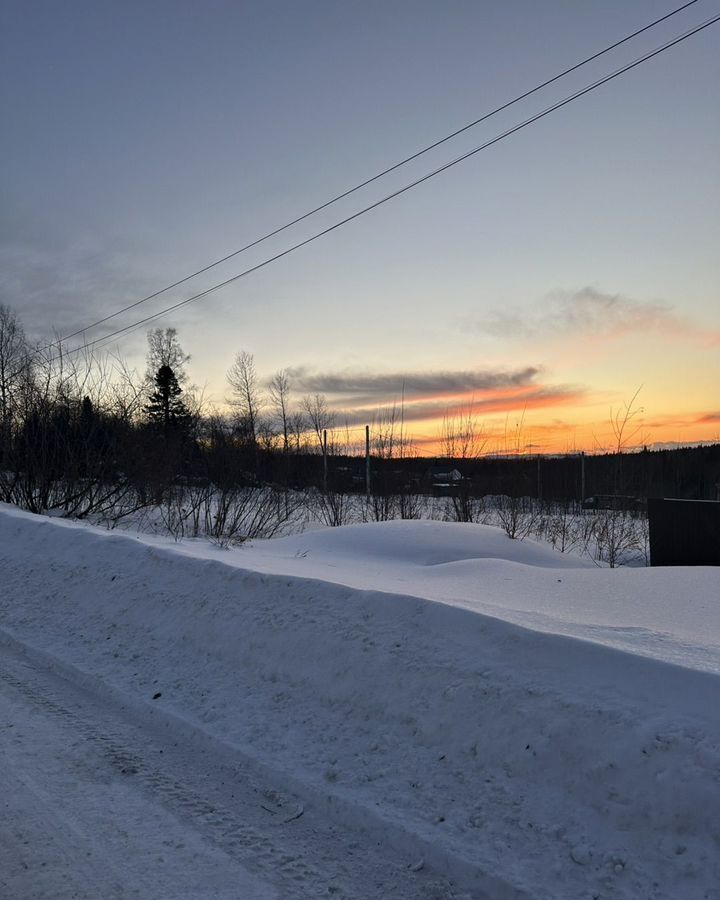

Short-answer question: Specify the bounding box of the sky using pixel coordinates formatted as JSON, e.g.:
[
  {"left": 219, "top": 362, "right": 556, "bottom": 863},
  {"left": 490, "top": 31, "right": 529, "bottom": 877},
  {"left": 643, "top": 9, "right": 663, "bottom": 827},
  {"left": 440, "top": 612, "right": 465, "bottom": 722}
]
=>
[{"left": 1, "top": 0, "right": 718, "bottom": 454}]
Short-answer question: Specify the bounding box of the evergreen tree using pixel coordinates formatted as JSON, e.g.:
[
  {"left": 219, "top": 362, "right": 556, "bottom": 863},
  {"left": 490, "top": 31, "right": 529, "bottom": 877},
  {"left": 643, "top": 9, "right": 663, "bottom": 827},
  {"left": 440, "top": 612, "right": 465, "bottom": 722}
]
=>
[{"left": 145, "top": 365, "right": 191, "bottom": 434}]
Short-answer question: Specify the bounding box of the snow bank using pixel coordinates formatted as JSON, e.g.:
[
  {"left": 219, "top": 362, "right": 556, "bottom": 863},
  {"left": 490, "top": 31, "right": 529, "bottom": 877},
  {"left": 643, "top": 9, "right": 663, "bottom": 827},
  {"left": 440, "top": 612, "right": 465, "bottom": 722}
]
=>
[
  {"left": 96, "top": 516, "right": 720, "bottom": 674},
  {"left": 1, "top": 504, "right": 719, "bottom": 899}
]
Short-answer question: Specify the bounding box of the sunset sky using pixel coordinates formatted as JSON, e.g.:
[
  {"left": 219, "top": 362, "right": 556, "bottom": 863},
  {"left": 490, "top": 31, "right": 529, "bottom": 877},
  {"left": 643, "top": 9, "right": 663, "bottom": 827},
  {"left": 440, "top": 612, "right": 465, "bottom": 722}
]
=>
[{"left": 1, "top": 0, "right": 718, "bottom": 454}]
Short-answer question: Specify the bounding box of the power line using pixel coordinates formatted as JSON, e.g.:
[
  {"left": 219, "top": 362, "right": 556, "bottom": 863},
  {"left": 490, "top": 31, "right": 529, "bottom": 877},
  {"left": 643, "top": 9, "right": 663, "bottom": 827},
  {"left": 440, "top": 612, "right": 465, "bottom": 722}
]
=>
[
  {"left": 52, "top": 0, "right": 704, "bottom": 348},
  {"left": 62, "top": 10, "right": 720, "bottom": 362}
]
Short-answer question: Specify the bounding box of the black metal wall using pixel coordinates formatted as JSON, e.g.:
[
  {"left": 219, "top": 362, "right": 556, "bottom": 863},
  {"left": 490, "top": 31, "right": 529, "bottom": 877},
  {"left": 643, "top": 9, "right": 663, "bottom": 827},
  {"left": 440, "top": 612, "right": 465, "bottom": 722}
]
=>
[{"left": 648, "top": 498, "right": 720, "bottom": 566}]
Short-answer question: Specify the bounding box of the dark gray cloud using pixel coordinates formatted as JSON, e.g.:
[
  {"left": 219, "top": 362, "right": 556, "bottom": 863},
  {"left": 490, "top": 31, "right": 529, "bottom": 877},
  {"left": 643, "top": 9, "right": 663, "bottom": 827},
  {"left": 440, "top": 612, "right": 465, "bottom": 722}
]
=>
[
  {"left": 0, "top": 239, "right": 160, "bottom": 342},
  {"left": 286, "top": 365, "right": 541, "bottom": 400},
  {"left": 478, "top": 287, "right": 718, "bottom": 343}
]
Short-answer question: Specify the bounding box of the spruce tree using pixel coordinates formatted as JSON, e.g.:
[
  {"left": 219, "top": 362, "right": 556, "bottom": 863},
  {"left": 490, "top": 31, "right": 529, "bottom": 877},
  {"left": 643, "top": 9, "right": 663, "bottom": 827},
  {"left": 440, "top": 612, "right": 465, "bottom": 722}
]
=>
[{"left": 145, "top": 365, "right": 191, "bottom": 434}]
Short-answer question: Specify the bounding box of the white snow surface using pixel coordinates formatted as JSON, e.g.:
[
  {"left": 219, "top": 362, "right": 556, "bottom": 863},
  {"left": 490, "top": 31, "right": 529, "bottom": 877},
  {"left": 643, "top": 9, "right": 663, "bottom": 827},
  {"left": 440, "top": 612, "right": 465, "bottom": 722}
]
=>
[{"left": 1, "top": 503, "right": 719, "bottom": 899}]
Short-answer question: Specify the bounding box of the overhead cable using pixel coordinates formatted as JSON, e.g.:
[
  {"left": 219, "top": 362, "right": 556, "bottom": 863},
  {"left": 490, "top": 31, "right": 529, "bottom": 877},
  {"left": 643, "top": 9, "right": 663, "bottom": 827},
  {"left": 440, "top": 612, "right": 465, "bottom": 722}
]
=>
[
  {"left": 62, "top": 11, "right": 720, "bottom": 359},
  {"left": 53, "top": 0, "right": 705, "bottom": 347}
]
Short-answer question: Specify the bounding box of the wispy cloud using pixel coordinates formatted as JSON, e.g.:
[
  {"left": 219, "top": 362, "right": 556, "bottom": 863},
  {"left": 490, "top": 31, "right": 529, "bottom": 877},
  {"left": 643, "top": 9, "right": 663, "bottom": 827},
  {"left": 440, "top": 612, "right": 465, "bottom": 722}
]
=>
[
  {"left": 478, "top": 287, "right": 720, "bottom": 346},
  {"left": 644, "top": 411, "right": 720, "bottom": 429},
  {"left": 696, "top": 411, "right": 720, "bottom": 425},
  {"left": 285, "top": 365, "right": 584, "bottom": 425},
  {"left": 286, "top": 366, "right": 540, "bottom": 400}
]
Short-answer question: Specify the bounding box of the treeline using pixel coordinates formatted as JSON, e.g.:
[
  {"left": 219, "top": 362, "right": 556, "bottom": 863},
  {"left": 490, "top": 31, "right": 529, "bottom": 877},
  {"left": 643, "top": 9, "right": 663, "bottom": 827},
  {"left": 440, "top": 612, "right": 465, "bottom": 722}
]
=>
[
  {"left": 411, "top": 446, "right": 720, "bottom": 503},
  {"left": 1, "top": 305, "right": 717, "bottom": 529},
  {"left": 0, "top": 308, "right": 331, "bottom": 519},
  {"left": 291, "top": 444, "right": 720, "bottom": 503}
]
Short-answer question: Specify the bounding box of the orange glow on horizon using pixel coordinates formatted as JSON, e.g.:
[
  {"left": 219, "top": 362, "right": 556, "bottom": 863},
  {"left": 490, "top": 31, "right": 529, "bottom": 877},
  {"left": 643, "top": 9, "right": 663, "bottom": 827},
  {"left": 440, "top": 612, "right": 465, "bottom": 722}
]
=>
[{"left": 333, "top": 408, "right": 720, "bottom": 457}]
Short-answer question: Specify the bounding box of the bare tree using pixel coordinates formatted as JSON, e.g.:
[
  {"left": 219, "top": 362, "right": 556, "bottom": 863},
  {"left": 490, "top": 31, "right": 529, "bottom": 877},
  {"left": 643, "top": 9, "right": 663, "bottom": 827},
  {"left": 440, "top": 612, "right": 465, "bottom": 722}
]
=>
[
  {"left": 495, "top": 494, "right": 540, "bottom": 540},
  {"left": 302, "top": 392, "right": 335, "bottom": 453},
  {"left": 592, "top": 509, "right": 640, "bottom": 568},
  {"left": 145, "top": 328, "right": 190, "bottom": 385},
  {"left": 0, "top": 305, "right": 31, "bottom": 501},
  {"left": 365, "top": 400, "right": 417, "bottom": 521},
  {"left": 289, "top": 410, "right": 306, "bottom": 453},
  {"left": 441, "top": 402, "right": 487, "bottom": 460},
  {"left": 372, "top": 403, "right": 402, "bottom": 460},
  {"left": 0, "top": 304, "right": 30, "bottom": 432},
  {"left": 499, "top": 406, "right": 529, "bottom": 457},
  {"left": 312, "top": 485, "right": 354, "bottom": 528},
  {"left": 227, "top": 351, "right": 264, "bottom": 445},
  {"left": 107, "top": 355, "right": 145, "bottom": 422},
  {"left": 269, "top": 368, "right": 291, "bottom": 452},
  {"left": 439, "top": 402, "right": 487, "bottom": 523},
  {"left": 610, "top": 385, "right": 644, "bottom": 453}
]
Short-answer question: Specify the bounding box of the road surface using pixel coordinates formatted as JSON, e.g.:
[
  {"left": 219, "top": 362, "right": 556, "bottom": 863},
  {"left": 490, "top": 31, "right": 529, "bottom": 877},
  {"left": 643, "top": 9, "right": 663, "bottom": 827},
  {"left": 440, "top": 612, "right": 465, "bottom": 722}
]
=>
[{"left": 0, "top": 636, "right": 470, "bottom": 900}]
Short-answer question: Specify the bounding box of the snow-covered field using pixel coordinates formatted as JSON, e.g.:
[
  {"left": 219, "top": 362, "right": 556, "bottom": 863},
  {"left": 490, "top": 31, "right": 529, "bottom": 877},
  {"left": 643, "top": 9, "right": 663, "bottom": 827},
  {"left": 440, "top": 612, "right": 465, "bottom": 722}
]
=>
[{"left": 1, "top": 503, "right": 719, "bottom": 899}]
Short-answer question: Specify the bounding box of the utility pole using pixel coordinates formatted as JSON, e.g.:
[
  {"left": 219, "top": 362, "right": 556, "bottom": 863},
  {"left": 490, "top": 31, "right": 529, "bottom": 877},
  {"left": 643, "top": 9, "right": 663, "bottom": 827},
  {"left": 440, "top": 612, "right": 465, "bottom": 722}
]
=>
[
  {"left": 365, "top": 424, "right": 371, "bottom": 498},
  {"left": 580, "top": 451, "right": 586, "bottom": 502},
  {"left": 322, "top": 429, "right": 328, "bottom": 493}
]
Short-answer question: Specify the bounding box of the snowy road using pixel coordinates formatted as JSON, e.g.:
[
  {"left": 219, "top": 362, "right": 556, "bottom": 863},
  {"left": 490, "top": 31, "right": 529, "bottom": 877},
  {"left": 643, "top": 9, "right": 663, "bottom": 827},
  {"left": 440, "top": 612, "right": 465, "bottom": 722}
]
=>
[{"left": 0, "top": 636, "right": 470, "bottom": 900}]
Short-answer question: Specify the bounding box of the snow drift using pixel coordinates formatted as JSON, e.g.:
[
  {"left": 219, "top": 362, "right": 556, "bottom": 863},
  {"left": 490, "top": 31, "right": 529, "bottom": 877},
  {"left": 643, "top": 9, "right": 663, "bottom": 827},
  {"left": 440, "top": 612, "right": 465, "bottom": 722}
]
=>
[{"left": 1, "top": 504, "right": 719, "bottom": 899}]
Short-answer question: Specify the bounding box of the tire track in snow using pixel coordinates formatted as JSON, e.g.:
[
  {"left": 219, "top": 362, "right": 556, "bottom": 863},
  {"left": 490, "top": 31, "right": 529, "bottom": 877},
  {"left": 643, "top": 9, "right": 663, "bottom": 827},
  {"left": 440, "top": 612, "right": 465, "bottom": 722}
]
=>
[
  {"left": 0, "top": 654, "right": 352, "bottom": 898},
  {"left": 0, "top": 635, "right": 483, "bottom": 900}
]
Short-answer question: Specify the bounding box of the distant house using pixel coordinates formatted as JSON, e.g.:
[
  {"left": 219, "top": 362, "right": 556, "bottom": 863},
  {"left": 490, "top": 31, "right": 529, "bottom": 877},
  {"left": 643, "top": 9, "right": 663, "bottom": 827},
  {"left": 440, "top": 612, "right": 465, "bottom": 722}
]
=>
[
  {"left": 427, "top": 465, "right": 465, "bottom": 496},
  {"left": 429, "top": 466, "right": 463, "bottom": 483}
]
